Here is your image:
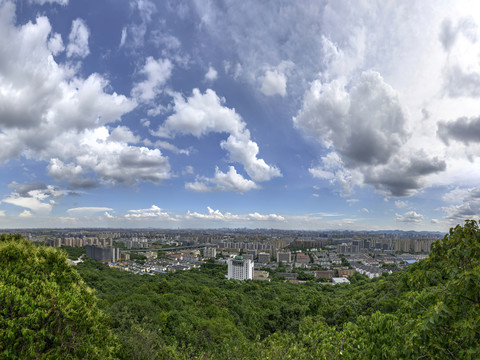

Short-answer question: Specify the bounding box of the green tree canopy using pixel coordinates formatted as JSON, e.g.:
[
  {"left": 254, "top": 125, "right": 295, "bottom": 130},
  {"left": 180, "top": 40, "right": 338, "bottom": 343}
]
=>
[{"left": 0, "top": 235, "right": 116, "bottom": 359}]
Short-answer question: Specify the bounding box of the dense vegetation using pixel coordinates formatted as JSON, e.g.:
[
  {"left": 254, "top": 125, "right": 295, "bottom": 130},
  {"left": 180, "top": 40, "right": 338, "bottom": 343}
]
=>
[
  {"left": 0, "top": 234, "right": 116, "bottom": 359},
  {"left": 1, "top": 220, "right": 480, "bottom": 359}
]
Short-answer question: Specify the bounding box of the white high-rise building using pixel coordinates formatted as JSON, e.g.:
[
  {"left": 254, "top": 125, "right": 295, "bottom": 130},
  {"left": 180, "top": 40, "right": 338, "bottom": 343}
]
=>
[{"left": 227, "top": 256, "right": 254, "bottom": 280}]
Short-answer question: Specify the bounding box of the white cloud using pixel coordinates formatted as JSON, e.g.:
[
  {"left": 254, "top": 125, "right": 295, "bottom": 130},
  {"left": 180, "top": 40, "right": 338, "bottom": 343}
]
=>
[
  {"left": 19, "top": 210, "right": 33, "bottom": 218},
  {"left": 0, "top": 4, "right": 176, "bottom": 188},
  {"left": 108, "top": 126, "right": 140, "bottom": 144},
  {"left": 220, "top": 134, "right": 281, "bottom": 182},
  {"left": 154, "top": 140, "right": 190, "bottom": 155},
  {"left": 247, "top": 212, "right": 285, "bottom": 221},
  {"left": 260, "top": 69, "right": 287, "bottom": 96},
  {"left": 395, "top": 200, "right": 408, "bottom": 208},
  {"left": 2, "top": 184, "right": 62, "bottom": 215},
  {"left": 185, "top": 207, "right": 284, "bottom": 222},
  {"left": 441, "top": 187, "right": 480, "bottom": 222},
  {"left": 0, "top": 210, "right": 5, "bottom": 216},
  {"left": 185, "top": 166, "right": 259, "bottom": 193},
  {"left": 67, "top": 207, "right": 114, "bottom": 216},
  {"left": 48, "top": 159, "right": 97, "bottom": 189},
  {"left": 131, "top": 56, "right": 173, "bottom": 103},
  {"left": 155, "top": 88, "right": 281, "bottom": 183},
  {"left": 395, "top": 211, "right": 424, "bottom": 223},
  {"left": 125, "top": 205, "right": 177, "bottom": 221},
  {"left": 298, "top": 71, "right": 445, "bottom": 196},
  {"left": 205, "top": 66, "right": 218, "bottom": 81},
  {"left": 66, "top": 18, "right": 90, "bottom": 58},
  {"left": 47, "top": 32, "right": 64, "bottom": 55}
]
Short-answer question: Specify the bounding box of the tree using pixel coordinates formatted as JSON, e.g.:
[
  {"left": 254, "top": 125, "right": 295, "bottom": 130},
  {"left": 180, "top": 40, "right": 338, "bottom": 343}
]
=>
[
  {"left": 0, "top": 235, "right": 117, "bottom": 359},
  {"left": 404, "top": 220, "right": 480, "bottom": 359}
]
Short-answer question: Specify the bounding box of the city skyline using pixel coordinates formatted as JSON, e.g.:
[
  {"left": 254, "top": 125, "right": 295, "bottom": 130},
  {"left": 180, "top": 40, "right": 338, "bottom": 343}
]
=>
[{"left": 1, "top": 0, "right": 480, "bottom": 231}]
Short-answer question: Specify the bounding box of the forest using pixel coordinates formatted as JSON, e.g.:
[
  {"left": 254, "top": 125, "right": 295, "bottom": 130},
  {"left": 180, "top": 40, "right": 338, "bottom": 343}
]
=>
[{"left": 1, "top": 220, "right": 480, "bottom": 359}]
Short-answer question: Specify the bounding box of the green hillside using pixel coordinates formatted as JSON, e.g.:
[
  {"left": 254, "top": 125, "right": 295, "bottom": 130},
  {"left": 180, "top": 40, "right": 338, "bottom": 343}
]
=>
[{"left": 2, "top": 221, "right": 480, "bottom": 359}]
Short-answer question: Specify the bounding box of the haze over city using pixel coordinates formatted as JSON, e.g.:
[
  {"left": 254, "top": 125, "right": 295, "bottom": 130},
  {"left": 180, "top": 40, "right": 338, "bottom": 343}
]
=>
[{"left": 1, "top": 0, "right": 480, "bottom": 231}]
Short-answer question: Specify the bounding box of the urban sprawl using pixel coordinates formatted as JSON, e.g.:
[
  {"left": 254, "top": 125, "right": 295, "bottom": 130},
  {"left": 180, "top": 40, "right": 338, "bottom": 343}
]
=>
[{"left": 6, "top": 228, "right": 442, "bottom": 283}]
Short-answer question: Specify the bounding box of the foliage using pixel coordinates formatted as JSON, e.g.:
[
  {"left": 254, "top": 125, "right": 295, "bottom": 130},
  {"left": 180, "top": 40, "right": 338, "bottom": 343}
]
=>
[
  {"left": 0, "top": 234, "right": 116, "bottom": 359},
  {"left": 60, "top": 245, "right": 86, "bottom": 260},
  {"left": 2, "top": 220, "right": 480, "bottom": 359}
]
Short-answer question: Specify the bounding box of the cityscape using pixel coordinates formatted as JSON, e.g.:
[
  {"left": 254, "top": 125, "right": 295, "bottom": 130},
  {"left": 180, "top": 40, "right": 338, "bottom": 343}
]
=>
[
  {"left": 1, "top": 0, "right": 480, "bottom": 358},
  {"left": 5, "top": 227, "right": 441, "bottom": 281}
]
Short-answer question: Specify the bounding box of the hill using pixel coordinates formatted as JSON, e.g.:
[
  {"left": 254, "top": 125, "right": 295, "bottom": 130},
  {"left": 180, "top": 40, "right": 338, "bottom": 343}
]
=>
[{"left": 1, "top": 220, "right": 480, "bottom": 359}]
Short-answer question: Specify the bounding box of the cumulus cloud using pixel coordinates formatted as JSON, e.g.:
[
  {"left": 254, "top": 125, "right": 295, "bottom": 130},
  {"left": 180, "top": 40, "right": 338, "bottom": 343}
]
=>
[
  {"left": 47, "top": 159, "right": 98, "bottom": 189},
  {"left": 66, "top": 18, "right": 90, "bottom": 58},
  {"left": 185, "top": 166, "right": 259, "bottom": 193},
  {"left": 125, "top": 205, "right": 177, "bottom": 221},
  {"left": 297, "top": 71, "right": 445, "bottom": 196},
  {"left": 47, "top": 32, "right": 64, "bottom": 55},
  {"left": 185, "top": 207, "right": 284, "bottom": 222},
  {"left": 438, "top": 116, "right": 480, "bottom": 145},
  {"left": 441, "top": 187, "right": 480, "bottom": 222},
  {"left": 363, "top": 153, "right": 446, "bottom": 197},
  {"left": 395, "top": 211, "right": 424, "bottom": 223},
  {"left": 108, "top": 126, "right": 141, "bottom": 144},
  {"left": 19, "top": 210, "right": 33, "bottom": 218},
  {"left": 260, "top": 69, "right": 287, "bottom": 96},
  {"left": 154, "top": 88, "right": 281, "bottom": 185},
  {"left": 205, "top": 66, "right": 218, "bottom": 81},
  {"left": 295, "top": 71, "right": 408, "bottom": 167},
  {"left": 131, "top": 56, "right": 173, "bottom": 103},
  {"left": 0, "top": 4, "right": 172, "bottom": 188},
  {"left": 395, "top": 200, "right": 407, "bottom": 208}
]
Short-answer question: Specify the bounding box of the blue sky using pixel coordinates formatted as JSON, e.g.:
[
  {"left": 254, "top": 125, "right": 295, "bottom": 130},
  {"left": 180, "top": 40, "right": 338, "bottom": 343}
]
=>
[{"left": 1, "top": 0, "right": 480, "bottom": 231}]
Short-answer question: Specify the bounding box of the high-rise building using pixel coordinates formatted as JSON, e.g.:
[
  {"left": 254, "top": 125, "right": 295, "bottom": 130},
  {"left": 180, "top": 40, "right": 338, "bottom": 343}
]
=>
[
  {"left": 227, "top": 256, "right": 254, "bottom": 280},
  {"left": 86, "top": 245, "right": 120, "bottom": 263},
  {"left": 257, "top": 252, "right": 270, "bottom": 264},
  {"left": 277, "top": 251, "right": 292, "bottom": 263},
  {"left": 204, "top": 247, "right": 216, "bottom": 258}
]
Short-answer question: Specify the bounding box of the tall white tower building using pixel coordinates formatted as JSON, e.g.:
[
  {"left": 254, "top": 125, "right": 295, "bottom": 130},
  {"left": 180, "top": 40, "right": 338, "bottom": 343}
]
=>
[{"left": 227, "top": 256, "right": 254, "bottom": 280}]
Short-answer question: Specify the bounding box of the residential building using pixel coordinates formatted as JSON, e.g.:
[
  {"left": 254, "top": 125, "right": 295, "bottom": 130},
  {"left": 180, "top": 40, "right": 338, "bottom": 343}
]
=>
[
  {"left": 257, "top": 252, "right": 270, "bottom": 264},
  {"left": 338, "top": 269, "right": 356, "bottom": 277},
  {"left": 204, "top": 247, "right": 216, "bottom": 258},
  {"left": 227, "top": 256, "right": 254, "bottom": 280},
  {"left": 313, "top": 270, "right": 335, "bottom": 279},
  {"left": 277, "top": 251, "right": 292, "bottom": 264},
  {"left": 86, "top": 245, "right": 120, "bottom": 263},
  {"left": 295, "top": 253, "right": 310, "bottom": 265}
]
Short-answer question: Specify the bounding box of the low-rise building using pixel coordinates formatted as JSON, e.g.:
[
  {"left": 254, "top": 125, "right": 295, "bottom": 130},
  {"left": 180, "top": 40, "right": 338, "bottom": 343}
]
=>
[
  {"left": 296, "top": 253, "right": 310, "bottom": 265},
  {"left": 332, "top": 277, "right": 350, "bottom": 285},
  {"left": 313, "top": 270, "right": 335, "bottom": 279},
  {"left": 338, "top": 268, "right": 356, "bottom": 277}
]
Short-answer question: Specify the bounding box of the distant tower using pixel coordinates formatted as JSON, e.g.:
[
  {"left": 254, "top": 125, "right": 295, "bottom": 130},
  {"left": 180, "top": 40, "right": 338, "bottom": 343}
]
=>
[{"left": 227, "top": 256, "right": 253, "bottom": 280}]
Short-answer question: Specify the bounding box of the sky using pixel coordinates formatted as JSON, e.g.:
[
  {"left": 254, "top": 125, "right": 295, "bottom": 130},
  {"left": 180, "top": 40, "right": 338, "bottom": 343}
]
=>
[{"left": 1, "top": 0, "right": 480, "bottom": 231}]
